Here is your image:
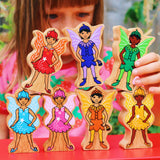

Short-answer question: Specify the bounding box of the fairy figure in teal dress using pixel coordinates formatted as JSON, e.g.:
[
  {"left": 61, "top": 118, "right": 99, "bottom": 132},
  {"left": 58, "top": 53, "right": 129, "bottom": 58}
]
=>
[
  {"left": 112, "top": 29, "right": 154, "bottom": 91},
  {"left": 7, "top": 90, "right": 40, "bottom": 153}
]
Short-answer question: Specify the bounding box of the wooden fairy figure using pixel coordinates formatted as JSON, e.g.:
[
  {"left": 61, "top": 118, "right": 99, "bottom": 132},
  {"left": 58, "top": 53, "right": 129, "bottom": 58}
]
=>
[
  {"left": 126, "top": 87, "right": 152, "bottom": 148},
  {"left": 7, "top": 90, "right": 40, "bottom": 153},
  {"left": 43, "top": 88, "right": 74, "bottom": 151},
  {"left": 24, "top": 28, "right": 68, "bottom": 94}
]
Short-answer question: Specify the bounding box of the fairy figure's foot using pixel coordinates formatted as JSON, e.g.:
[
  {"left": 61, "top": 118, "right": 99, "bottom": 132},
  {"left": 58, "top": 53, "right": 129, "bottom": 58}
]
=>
[
  {"left": 80, "top": 78, "right": 86, "bottom": 86},
  {"left": 31, "top": 147, "right": 38, "bottom": 152},
  {"left": 100, "top": 142, "right": 108, "bottom": 149},
  {"left": 47, "top": 146, "right": 54, "bottom": 151},
  {"left": 25, "top": 84, "right": 32, "bottom": 88},
  {"left": 10, "top": 148, "right": 18, "bottom": 153},
  {"left": 66, "top": 145, "right": 74, "bottom": 150},
  {"left": 93, "top": 77, "right": 101, "bottom": 84},
  {"left": 112, "top": 80, "right": 120, "bottom": 87},
  {"left": 85, "top": 142, "right": 93, "bottom": 149},
  {"left": 144, "top": 142, "right": 151, "bottom": 147},
  {"left": 126, "top": 143, "right": 132, "bottom": 149},
  {"left": 126, "top": 82, "right": 132, "bottom": 91},
  {"left": 97, "top": 59, "right": 103, "bottom": 66},
  {"left": 105, "top": 124, "right": 111, "bottom": 131},
  {"left": 45, "top": 88, "right": 51, "bottom": 94}
]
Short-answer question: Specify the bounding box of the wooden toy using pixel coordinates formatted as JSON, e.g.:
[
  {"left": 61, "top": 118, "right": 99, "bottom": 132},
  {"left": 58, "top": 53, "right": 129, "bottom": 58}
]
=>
[
  {"left": 105, "top": 26, "right": 155, "bottom": 91},
  {"left": 119, "top": 87, "right": 154, "bottom": 149},
  {"left": 6, "top": 89, "right": 40, "bottom": 153},
  {"left": 64, "top": 22, "right": 104, "bottom": 88},
  {"left": 22, "top": 28, "right": 69, "bottom": 94},
  {"left": 77, "top": 87, "right": 117, "bottom": 150},
  {"left": 43, "top": 87, "right": 75, "bottom": 151}
]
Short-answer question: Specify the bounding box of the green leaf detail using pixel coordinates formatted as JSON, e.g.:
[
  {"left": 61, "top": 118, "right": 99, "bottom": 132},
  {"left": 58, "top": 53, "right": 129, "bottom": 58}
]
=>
[
  {"left": 37, "top": 107, "right": 46, "bottom": 117},
  {"left": 50, "top": 76, "right": 64, "bottom": 88},
  {"left": 0, "top": 93, "right": 6, "bottom": 103},
  {"left": 72, "top": 106, "right": 82, "bottom": 119}
]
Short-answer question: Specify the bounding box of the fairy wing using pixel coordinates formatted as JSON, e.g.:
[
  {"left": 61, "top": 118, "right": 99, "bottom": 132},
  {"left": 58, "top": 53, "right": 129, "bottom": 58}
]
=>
[
  {"left": 119, "top": 28, "right": 130, "bottom": 52},
  {"left": 136, "top": 37, "right": 154, "bottom": 58},
  {"left": 143, "top": 94, "right": 154, "bottom": 124},
  {"left": 66, "top": 29, "right": 81, "bottom": 54},
  {"left": 27, "top": 95, "right": 40, "bottom": 127},
  {"left": 7, "top": 96, "right": 19, "bottom": 127},
  {"left": 30, "top": 30, "right": 45, "bottom": 62},
  {"left": 123, "top": 92, "right": 137, "bottom": 123},
  {"left": 53, "top": 38, "right": 68, "bottom": 71},
  {"left": 90, "top": 25, "right": 104, "bottom": 51},
  {"left": 43, "top": 95, "right": 75, "bottom": 126},
  {"left": 101, "top": 91, "right": 116, "bottom": 115},
  {"left": 77, "top": 91, "right": 92, "bottom": 116}
]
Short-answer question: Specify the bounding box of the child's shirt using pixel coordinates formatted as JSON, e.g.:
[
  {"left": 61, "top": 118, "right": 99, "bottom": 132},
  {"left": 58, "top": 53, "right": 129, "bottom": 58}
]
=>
[{"left": 0, "top": 46, "right": 122, "bottom": 138}]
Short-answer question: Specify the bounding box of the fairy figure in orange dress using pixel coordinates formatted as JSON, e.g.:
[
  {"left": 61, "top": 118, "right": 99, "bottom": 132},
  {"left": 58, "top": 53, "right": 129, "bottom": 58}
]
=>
[{"left": 24, "top": 28, "right": 68, "bottom": 94}]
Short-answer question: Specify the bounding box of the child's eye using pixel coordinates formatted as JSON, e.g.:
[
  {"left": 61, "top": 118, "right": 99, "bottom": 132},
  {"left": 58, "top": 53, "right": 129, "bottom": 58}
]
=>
[
  {"left": 78, "top": 12, "right": 89, "bottom": 18},
  {"left": 49, "top": 14, "right": 58, "bottom": 19}
]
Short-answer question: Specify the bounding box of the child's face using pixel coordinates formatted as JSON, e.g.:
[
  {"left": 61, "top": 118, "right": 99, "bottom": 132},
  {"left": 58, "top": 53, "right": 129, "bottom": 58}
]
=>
[
  {"left": 46, "top": 37, "right": 56, "bottom": 45},
  {"left": 134, "top": 95, "right": 144, "bottom": 102},
  {"left": 129, "top": 36, "right": 140, "bottom": 45},
  {"left": 44, "top": 4, "right": 95, "bottom": 57},
  {"left": 91, "top": 95, "right": 102, "bottom": 104},
  {"left": 79, "top": 31, "right": 91, "bottom": 40},
  {"left": 18, "top": 98, "right": 29, "bottom": 106},
  {"left": 54, "top": 97, "right": 65, "bottom": 105}
]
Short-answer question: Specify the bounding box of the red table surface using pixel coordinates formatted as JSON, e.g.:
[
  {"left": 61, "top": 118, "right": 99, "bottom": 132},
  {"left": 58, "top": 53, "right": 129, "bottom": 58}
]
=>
[{"left": 1, "top": 134, "right": 160, "bottom": 160}]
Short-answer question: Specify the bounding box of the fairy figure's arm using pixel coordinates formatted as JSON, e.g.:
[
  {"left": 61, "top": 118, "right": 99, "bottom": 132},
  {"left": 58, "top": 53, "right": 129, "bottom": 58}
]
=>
[
  {"left": 120, "top": 48, "right": 126, "bottom": 65},
  {"left": 50, "top": 50, "right": 59, "bottom": 67},
  {"left": 76, "top": 46, "right": 84, "bottom": 62},
  {"left": 64, "top": 107, "right": 73, "bottom": 125},
  {"left": 102, "top": 108, "right": 108, "bottom": 125},
  {"left": 93, "top": 44, "right": 99, "bottom": 61},
  {"left": 143, "top": 105, "right": 151, "bottom": 123},
  {"left": 85, "top": 108, "right": 93, "bottom": 126},
  {"left": 10, "top": 109, "right": 19, "bottom": 127},
  {"left": 28, "top": 108, "right": 37, "bottom": 126},
  {"left": 32, "top": 46, "right": 44, "bottom": 62},
  {"left": 47, "top": 108, "right": 55, "bottom": 126},
  {"left": 127, "top": 105, "right": 135, "bottom": 124}
]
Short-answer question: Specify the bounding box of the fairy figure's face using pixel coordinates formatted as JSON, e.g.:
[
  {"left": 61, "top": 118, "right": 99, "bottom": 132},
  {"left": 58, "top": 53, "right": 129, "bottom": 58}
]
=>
[
  {"left": 129, "top": 36, "right": 141, "bottom": 45},
  {"left": 18, "top": 98, "right": 29, "bottom": 106},
  {"left": 91, "top": 95, "right": 103, "bottom": 104},
  {"left": 134, "top": 95, "right": 144, "bottom": 103},
  {"left": 54, "top": 97, "right": 65, "bottom": 105},
  {"left": 46, "top": 37, "right": 56, "bottom": 45},
  {"left": 79, "top": 31, "right": 91, "bottom": 40}
]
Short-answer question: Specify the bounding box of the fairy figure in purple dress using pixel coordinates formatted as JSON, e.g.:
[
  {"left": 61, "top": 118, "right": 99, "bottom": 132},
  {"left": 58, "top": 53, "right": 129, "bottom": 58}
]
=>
[
  {"left": 43, "top": 89, "right": 74, "bottom": 151},
  {"left": 66, "top": 23, "right": 104, "bottom": 87}
]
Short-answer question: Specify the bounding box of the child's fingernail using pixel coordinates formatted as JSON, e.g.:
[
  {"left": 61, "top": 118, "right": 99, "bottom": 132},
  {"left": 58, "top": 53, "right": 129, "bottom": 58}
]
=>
[
  {"left": 132, "top": 69, "right": 137, "bottom": 75},
  {"left": 135, "top": 61, "right": 140, "bottom": 67},
  {"left": 135, "top": 79, "right": 142, "bottom": 85}
]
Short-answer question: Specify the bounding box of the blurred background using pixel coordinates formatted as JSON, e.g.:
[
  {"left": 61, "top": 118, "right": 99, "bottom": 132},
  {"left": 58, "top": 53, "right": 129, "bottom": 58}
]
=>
[{"left": 0, "top": 0, "right": 160, "bottom": 135}]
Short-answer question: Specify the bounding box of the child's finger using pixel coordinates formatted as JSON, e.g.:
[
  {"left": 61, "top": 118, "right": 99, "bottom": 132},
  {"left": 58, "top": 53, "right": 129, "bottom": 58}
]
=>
[
  {"left": 135, "top": 52, "right": 160, "bottom": 67},
  {"left": 149, "top": 86, "right": 160, "bottom": 94},
  {"left": 132, "top": 62, "right": 160, "bottom": 76},
  {"left": 134, "top": 73, "right": 160, "bottom": 86}
]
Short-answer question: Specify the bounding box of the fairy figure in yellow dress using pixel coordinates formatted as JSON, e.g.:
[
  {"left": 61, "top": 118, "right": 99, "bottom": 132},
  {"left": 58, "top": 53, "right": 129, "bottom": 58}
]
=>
[
  {"left": 120, "top": 87, "right": 154, "bottom": 149},
  {"left": 77, "top": 87, "right": 116, "bottom": 150}
]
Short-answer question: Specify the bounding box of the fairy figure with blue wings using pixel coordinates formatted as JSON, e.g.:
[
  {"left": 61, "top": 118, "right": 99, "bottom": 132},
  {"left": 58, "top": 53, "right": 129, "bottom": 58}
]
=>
[
  {"left": 7, "top": 90, "right": 40, "bottom": 153},
  {"left": 65, "top": 23, "right": 104, "bottom": 87},
  {"left": 111, "top": 27, "right": 154, "bottom": 91}
]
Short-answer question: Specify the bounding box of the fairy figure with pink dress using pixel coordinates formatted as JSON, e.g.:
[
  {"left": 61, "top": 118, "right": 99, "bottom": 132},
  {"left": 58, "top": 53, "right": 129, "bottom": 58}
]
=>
[
  {"left": 23, "top": 29, "right": 68, "bottom": 94},
  {"left": 43, "top": 88, "right": 75, "bottom": 151}
]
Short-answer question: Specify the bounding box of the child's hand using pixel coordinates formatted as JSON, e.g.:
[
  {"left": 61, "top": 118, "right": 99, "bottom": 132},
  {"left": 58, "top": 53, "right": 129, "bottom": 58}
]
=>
[{"left": 132, "top": 52, "right": 160, "bottom": 94}]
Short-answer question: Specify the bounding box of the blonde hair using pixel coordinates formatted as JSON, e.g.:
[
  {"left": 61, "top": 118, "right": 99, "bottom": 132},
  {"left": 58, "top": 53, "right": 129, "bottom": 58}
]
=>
[
  {"left": 0, "top": 0, "right": 104, "bottom": 91},
  {"left": 134, "top": 87, "right": 146, "bottom": 97}
]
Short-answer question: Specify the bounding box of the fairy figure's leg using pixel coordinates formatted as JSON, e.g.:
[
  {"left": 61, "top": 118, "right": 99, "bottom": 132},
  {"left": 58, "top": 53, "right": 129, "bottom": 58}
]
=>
[
  {"left": 126, "top": 70, "right": 132, "bottom": 91},
  {"left": 47, "top": 132, "right": 57, "bottom": 151},
  {"left": 112, "top": 69, "right": 125, "bottom": 86},
  {"left": 44, "top": 74, "right": 51, "bottom": 94},
  {"left": 25, "top": 71, "right": 39, "bottom": 88},
  {"left": 85, "top": 130, "right": 95, "bottom": 149},
  {"left": 90, "top": 65, "right": 101, "bottom": 84},
  {"left": 98, "top": 129, "right": 107, "bottom": 149},
  {"left": 63, "top": 131, "right": 73, "bottom": 150},
  {"left": 142, "top": 129, "right": 151, "bottom": 147},
  {"left": 10, "top": 133, "right": 21, "bottom": 153},
  {"left": 26, "top": 133, "right": 38, "bottom": 151},
  {"left": 80, "top": 66, "right": 87, "bottom": 86},
  {"left": 126, "top": 129, "right": 136, "bottom": 148}
]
